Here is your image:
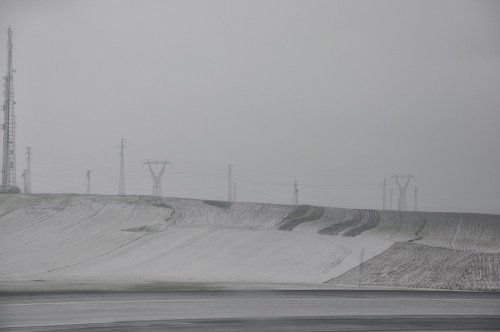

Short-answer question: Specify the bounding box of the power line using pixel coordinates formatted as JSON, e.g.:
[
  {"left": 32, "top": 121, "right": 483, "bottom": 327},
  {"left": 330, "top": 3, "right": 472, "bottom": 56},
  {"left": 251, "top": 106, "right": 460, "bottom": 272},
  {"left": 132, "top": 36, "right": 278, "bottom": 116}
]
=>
[{"left": 237, "top": 179, "right": 379, "bottom": 188}]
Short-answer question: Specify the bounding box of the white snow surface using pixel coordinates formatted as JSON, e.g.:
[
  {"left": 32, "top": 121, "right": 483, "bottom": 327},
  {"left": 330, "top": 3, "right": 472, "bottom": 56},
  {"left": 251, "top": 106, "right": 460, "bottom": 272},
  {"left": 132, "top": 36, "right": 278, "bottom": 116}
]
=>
[{"left": 0, "top": 194, "right": 498, "bottom": 285}]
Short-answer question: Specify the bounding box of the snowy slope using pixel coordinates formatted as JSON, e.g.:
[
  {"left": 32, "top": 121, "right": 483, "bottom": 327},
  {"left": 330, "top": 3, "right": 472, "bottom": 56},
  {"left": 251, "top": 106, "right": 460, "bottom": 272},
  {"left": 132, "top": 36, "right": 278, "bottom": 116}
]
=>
[{"left": 0, "top": 194, "right": 498, "bottom": 289}]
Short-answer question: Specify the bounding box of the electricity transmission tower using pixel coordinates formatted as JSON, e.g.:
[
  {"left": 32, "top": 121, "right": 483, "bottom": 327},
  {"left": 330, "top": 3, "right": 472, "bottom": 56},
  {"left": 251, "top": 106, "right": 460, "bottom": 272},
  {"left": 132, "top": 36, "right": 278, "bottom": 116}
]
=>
[
  {"left": 227, "top": 164, "right": 232, "bottom": 202},
  {"left": 293, "top": 180, "right": 299, "bottom": 205},
  {"left": 392, "top": 174, "right": 414, "bottom": 211},
  {"left": 22, "top": 147, "right": 31, "bottom": 193},
  {"left": 144, "top": 160, "right": 170, "bottom": 197},
  {"left": 118, "top": 138, "right": 126, "bottom": 196},
  {"left": 1, "top": 27, "right": 18, "bottom": 193}
]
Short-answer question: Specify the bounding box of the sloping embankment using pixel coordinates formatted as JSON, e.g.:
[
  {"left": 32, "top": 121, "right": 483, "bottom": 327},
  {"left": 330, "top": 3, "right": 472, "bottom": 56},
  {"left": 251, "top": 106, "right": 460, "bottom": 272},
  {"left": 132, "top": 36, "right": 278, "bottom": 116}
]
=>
[
  {"left": 328, "top": 242, "right": 500, "bottom": 291},
  {"left": 0, "top": 194, "right": 498, "bottom": 290}
]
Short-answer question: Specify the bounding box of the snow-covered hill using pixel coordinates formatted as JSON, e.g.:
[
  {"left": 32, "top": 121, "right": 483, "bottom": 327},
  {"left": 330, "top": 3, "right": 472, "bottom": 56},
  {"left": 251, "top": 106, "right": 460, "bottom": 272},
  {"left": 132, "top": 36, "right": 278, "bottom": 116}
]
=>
[{"left": 0, "top": 194, "right": 498, "bottom": 290}]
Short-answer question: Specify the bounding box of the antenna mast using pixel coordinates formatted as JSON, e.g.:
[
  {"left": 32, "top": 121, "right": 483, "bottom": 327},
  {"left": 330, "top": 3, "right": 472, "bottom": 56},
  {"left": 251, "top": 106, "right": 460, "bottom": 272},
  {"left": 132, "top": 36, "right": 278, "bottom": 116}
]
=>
[{"left": 1, "top": 27, "right": 18, "bottom": 193}]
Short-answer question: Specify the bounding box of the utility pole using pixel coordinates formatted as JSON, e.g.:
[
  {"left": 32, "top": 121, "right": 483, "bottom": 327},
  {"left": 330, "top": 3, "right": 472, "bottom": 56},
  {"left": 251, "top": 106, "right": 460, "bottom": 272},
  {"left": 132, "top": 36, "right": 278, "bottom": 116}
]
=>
[
  {"left": 414, "top": 186, "right": 418, "bottom": 211},
  {"left": 144, "top": 160, "right": 170, "bottom": 198},
  {"left": 382, "top": 178, "right": 387, "bottom": 210},
  {"left": 392, "top": 174, "right": 414, "bottom": 211},
  {"left": 22, "top": 169, "right": 28, "bottom": 193},
  {"left": 232, "top": 182, "right": 237, "bottom": 202},
  {"left": 227, "top": 164, "right": 232, "bottom": 202},
  {"left": 25, "top": 147, "right": 31, "bottom": 193},
  {"left": 1, "top": 27, "right": 18, "bottom": 193},
  {"left": 86, "top": 170, "right": 92, "bottom": 194},
  {"left": 293, "top": 180, "right": 299, "bottom": 206},
  {"left": 118, "top": 138, "right": 126, "bottom": 196},
  {"left": 389, "top": 188, "right": 393, "bottom": 210}
]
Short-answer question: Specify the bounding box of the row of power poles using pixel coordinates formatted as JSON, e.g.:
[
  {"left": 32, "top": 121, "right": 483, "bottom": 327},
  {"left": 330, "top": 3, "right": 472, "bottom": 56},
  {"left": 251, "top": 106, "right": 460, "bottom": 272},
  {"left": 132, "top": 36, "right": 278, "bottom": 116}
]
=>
[
  {"left": 85, "top": 142, "right": 415, "bottom": 211},
  {"left": 86, "top": 138, "right": 171, "bottom": 199}
]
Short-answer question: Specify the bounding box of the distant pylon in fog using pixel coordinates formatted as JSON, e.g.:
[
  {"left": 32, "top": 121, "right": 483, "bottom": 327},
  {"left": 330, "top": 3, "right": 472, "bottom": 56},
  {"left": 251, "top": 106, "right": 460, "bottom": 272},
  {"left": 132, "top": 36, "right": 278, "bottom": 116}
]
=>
[
  {"left": 392, "top": 174, "right": 414, "bottom": 211},
  {"left": 145, "top": 160, "right": 170, "bottom": 197}
]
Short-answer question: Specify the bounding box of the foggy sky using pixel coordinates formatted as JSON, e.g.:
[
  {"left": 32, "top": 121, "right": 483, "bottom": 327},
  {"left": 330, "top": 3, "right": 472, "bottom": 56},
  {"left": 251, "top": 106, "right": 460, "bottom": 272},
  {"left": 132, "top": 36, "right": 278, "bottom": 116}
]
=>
[{"left": 1, "top": 0, "right": 499, "bottom": 213}]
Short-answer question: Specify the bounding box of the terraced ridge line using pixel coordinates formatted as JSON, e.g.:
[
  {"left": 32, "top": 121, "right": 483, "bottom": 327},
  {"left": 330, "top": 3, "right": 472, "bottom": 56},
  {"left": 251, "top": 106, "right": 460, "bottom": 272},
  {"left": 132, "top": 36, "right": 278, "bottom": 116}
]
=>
[{"left": 277, "top": 205, "right": 324, "bottom": 231}]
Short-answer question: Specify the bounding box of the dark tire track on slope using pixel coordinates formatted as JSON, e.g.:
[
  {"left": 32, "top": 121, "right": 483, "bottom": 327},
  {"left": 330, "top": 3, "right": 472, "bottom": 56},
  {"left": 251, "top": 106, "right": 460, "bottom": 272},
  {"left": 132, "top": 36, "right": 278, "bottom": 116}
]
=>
[
  {"left": 203, "top": 200, "right": 232, "bottom": 209},
  {"left": 318, "top": 210, "right": 362, "bottom": 235},
  {"left": 343, "top": 210, "right": 381, "bottom": 237},
  {"left": 277, "top": 205, "right": 324, "bottom": 231},
  {"left": 319, "top": 210, "right": 381, "bottom": 237}
]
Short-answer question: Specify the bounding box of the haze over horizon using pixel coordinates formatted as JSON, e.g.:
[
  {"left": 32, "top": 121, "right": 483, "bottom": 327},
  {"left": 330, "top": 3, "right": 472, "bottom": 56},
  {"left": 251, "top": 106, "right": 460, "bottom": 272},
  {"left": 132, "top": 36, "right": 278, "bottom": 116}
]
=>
[{"left": 1, "top": 0, "right": 499, "bottom": 214}]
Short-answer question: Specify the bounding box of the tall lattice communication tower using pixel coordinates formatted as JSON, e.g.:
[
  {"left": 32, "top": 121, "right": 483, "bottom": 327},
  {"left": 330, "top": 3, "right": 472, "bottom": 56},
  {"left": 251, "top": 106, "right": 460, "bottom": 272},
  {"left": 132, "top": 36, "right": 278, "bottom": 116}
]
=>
[{"left": 1, "top": 27, "right": 19, "bottom": 193}]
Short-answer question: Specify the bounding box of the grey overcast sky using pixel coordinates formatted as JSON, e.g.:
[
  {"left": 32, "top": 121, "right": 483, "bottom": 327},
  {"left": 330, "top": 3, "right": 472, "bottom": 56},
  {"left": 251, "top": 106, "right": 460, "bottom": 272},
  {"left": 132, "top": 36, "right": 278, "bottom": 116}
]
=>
[{"left": 1, "top": 0, "right": 499, "bottom": 213}]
